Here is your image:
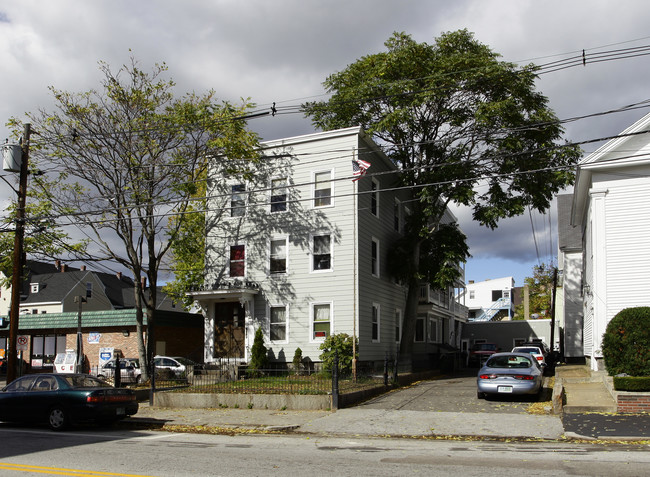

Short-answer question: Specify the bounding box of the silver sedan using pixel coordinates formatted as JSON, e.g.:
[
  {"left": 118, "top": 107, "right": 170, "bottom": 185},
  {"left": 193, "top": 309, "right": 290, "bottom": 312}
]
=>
[{"left": 477, "top": 352, "right": 544, "bottom": 399}]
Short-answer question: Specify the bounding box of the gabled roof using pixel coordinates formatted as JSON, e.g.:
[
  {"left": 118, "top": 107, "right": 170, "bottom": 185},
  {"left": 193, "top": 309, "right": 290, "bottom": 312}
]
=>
[
  {"left": 22, "top": 269, "right": 136, "bottom": 308},
  {"left": 572, "top": 112, "right": 650, "bottom": 224}
]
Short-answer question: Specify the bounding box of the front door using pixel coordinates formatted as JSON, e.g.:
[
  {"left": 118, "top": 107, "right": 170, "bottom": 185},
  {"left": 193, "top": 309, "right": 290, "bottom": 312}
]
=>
[{"left": 214, "top": 302, "right": 246, "bottom": 359}]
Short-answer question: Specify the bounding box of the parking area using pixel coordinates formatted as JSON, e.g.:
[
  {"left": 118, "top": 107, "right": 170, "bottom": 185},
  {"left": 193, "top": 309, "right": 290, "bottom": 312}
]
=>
[{"left": 357, "top": 370, "right": 551, "bottom": 414}]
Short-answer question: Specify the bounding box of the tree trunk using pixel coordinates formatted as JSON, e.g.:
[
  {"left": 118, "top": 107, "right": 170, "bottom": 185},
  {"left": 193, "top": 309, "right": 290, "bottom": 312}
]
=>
[{"left": 398, "top": 240, "right": 422, "bottom": 370}]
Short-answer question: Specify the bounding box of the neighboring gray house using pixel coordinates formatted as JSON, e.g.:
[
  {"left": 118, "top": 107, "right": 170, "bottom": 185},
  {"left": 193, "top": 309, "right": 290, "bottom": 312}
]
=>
[
  {"left": 556, "top": 194, "right": 584, "bottom": 362},
  {"left": 191, "top": 127, "right": 468, "bottom": 370},
  {"left": 571, "top": 111, "right": 650, "bottom": 370}
]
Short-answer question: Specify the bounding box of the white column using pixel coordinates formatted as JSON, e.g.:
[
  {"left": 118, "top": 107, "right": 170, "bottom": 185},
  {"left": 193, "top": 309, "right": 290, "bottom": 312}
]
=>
[{"left": 590, "top": 188, "right": 608, "bottom": 370}]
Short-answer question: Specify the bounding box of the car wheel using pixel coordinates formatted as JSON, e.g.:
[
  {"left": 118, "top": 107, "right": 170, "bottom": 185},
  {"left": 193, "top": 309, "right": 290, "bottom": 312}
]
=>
[
  {"left": 48, "top": 407, "right": 68, "bottom": 431},
  {"left": 135, "top": 375, "right": 141, "bottom": 384},
  {"left": 477, "top": 391, "right": 485, "bottom": 399}
]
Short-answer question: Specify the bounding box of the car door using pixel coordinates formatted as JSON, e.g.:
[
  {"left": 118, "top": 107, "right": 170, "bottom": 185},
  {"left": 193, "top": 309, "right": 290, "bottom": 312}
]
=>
[
  {"left": 0, "top": 376, "right": 37, "bottom": 421},
  {"left": 27, "top": 376, "right": 61, "bottom": 421}
]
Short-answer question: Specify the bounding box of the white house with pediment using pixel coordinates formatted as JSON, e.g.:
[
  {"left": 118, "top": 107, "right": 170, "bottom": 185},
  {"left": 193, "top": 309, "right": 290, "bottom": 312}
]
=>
[{"left": 571, "top": 112, "right": 650, "bottom": 370}]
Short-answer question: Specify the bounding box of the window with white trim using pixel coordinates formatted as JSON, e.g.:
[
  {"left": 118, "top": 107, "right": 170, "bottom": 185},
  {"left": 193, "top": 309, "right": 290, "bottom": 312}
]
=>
[
  {"left": 231, "top": 184, "right": 246, "bottom": 217},
  {"left": 311, "top": 234, "right": 332, "bottom": 271},
  {"left": 372, "top": 303, "right": 380, "bottom": 342},
  {"left": 370, "top": 178, "right": 379, "bottom": 216},
  {"left": 270, "top": 238, "right": 287, "bottom": 274},
  {"left": 414, "top": 316, "right": 425, "bottom": 342},
  {"left": 313, "top": 170, "right": 332, "bottom": 207},
  {"left": 270, "top": 178, "right": 287, "bottom": 213},
  {"left": 270, "top": 305, "right": 287, "bottom": 342},
  {"left": 311, "top": 302, "right": 331, "bottom": 341},
  {"left": 428, "top": 316, "right": 439, "bottom": 343},
  {"left": 371, "top": 238, "right": 380, "bottom": 277},
  {"left": 229, "top": 244, "right": 245, "bottom": 277}
]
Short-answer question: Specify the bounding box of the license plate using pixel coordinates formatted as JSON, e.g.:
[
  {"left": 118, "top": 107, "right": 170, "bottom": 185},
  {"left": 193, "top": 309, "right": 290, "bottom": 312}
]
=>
[
  {"left": 497, "top": 386, "right": 513, "bottom": 393},
  {"left": 116, "top": 407, "right": 125, "bottom": 415}
]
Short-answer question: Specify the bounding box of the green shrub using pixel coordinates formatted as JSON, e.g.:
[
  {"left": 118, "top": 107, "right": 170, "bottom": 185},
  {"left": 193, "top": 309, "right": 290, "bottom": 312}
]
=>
[
  {"left": 613, "top": 376, "right": 650, "bottom": 392},
  {"left": 319, "top": 333, "right": 358, "bottom": 375},
  {"left": 292, "top": 347, "right": 303, "bottom": 373},
  {"left": 602, "top": 307, "right": 650, "bottom": 376},
  {"left": 248, "top": 327, "right": 268, "bottom": 373}
]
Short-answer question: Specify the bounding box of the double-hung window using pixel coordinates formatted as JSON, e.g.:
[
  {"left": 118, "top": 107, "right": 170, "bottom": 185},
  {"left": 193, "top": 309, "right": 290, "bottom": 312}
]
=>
[
  {"left": 370, "top": 178, "right": 379, "bottom": 216},
  {"left": 312, "top": 302, "right": 331, "bottom": 340},
  {"left": 229, "top": 244, "right": 245, "bottom": 277},
  {"left": 314, "top": 171, "right": 332, "bottom": 207},
  {"left": 231, "top": 184, "right": 246, "bottom": 217},
  {"left": 371, "top": 238, "right": 380, "bottom": 277},
  {"left": 271, "top": 178, "right": 287, "bottom": 213},
  {"left": 270, "top": 238, "right": 287, "bottom": 274},
  {"left": 312, "top": 234, "right": 332, "bottom": 271},
  {"left": 270, "top": 305, "right": 287, "bottom": 342},
  {"left": 372, "top": 303, "right": 380, "bottom": 342},
  {"left": 428, "top": 316, "right": 438, "bottom": 343}
]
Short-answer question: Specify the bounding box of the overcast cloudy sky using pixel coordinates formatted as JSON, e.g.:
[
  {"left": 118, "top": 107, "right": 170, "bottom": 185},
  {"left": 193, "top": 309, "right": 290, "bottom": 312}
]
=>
[{"left": 2, "top": 0, "right": 649, "bottom": 286}]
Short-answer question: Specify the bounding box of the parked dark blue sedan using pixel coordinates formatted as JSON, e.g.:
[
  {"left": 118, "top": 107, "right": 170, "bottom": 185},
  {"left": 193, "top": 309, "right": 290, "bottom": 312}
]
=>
[{"left": 0, "top": 373, "right": 138, "bottom": 430}]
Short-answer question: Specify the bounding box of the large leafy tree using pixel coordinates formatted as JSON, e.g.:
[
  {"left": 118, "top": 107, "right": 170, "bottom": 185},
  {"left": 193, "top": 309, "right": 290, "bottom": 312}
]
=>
[
  {"left": 513, "top": 263, "right": 556, "bottom": 320},
  {"left": 12, "top": 59, "right": 260, "bottom": 378},
  {"left": 304, "top": 30, "right": 581, "bottom": 360}
]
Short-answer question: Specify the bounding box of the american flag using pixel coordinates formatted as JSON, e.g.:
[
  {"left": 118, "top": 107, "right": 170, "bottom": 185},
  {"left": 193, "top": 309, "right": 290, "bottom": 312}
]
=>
[{"left": 352, "top": 159, "right": 371, "bottom": 181}]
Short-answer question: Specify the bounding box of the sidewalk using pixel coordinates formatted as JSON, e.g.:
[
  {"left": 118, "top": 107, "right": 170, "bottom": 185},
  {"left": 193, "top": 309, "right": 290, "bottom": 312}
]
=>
[
  {"left": 124, "top": 365, "right": 650, "bottom": 442},
  {"left": 127, "top": 404, "right": 566, "bottom": 440}
]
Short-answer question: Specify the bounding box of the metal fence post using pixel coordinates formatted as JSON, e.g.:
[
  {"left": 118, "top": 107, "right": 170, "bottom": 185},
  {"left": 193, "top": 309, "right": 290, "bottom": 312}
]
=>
[
  {"left": 384, "top": 352, "right": 388, "bottom": 386},
  {"left": 392, "top": 350, "right": 399, "bottom": 385},
  {"left": 332, "top": 350, "right": 339, "bottom": 409}
]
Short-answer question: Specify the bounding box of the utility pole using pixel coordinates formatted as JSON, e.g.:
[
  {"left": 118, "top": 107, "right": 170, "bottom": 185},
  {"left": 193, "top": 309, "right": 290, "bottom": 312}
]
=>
[
  {"left": 7, "top": 123, "right": 31, "bottom": 384},
  {"left": 74, "top": 296, "right": 87, "bottom": 373}
]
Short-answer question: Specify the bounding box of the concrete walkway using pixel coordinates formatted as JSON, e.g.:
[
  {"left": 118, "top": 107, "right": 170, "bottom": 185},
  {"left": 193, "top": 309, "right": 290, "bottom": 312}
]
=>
[{"left": 556, "top": 365, "right": 618, "bottom": 413}]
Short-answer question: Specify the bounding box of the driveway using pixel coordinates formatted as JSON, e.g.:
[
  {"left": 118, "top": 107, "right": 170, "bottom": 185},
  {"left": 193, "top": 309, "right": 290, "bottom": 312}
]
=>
[{"left": 357, "top": 370, "right": 549, "bottom": 414}]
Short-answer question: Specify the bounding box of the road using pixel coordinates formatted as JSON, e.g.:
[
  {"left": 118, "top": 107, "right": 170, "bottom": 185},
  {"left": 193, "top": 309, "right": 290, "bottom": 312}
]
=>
[{"left": 0, "top": 426, "right": 648, "bottom": 477}]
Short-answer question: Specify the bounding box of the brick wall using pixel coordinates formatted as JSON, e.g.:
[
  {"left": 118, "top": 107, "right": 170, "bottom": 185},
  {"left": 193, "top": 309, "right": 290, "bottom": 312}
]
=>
[
  {"left": 617, "top": 394, "right": 650, "bottom": 413},
  {"left": 71, "top": 325, "right": 204, "bottom": 370}
]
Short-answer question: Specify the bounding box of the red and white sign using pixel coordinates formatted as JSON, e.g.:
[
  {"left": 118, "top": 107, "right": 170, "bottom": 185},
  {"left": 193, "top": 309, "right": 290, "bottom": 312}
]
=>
[{"left": 16, "top": 335, "right": 29, "bottom": 351}]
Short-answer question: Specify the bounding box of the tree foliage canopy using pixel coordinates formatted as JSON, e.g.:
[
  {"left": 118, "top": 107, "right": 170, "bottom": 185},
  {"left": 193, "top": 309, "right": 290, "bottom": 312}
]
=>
[
  {"left": 513, "top": 263, "right": 555, "bottom": 320},
  {"left": 10, "top": 58, "right": 260, "bottom": 375},
  {"left": 304, "top": 30, "right": 580, "bottom": 229},
  {"left": 304, "top": 30, "right": 581, "bottom": 355}
]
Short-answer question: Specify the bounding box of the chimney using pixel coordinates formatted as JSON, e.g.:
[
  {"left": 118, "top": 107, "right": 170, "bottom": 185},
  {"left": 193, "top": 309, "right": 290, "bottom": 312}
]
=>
[
  {"left": 81, "top": 265, "right": 86, "bottom": 271},
  {"left": 61, "top": 264, "right": 68, "bottom": 273},
  {"left": 55, "top": 260, "right": 61, "bottom": 271},
  {"left": 116, "top": 271, "right": 122, "bottom": 280},
  {"left": 141, "top": 277, "right": 147, "bottom": 289}
]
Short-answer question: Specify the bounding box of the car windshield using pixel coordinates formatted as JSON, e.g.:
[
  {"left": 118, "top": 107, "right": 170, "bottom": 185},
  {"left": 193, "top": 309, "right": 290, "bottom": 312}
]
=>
[
  {"left": 63, "top": 375, "right": 112, "bottom": 388},
  {"left": 174, "top": 358, "right": 194, "bottom": 365},
  {"left": 473, "top": 344, "right": 497, "bottom": 351},
  {"left": 486, "top": 355, "right": 533, "bottom": 369},
  {"left": 514, "top": 347, "right": 540, "bottom": 354}
]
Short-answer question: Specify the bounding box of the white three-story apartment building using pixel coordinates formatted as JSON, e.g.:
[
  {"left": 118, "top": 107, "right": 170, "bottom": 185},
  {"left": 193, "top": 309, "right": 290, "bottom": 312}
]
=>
[{"left": 190, "top": 127, "right": 467, "bottom": 369}]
